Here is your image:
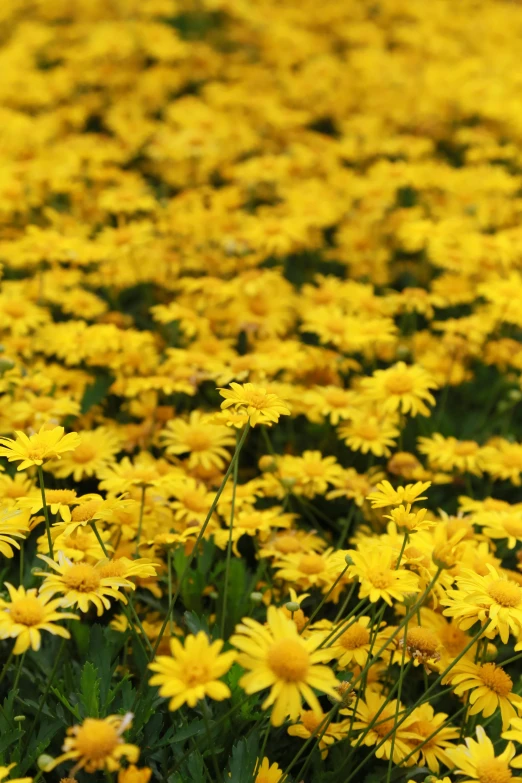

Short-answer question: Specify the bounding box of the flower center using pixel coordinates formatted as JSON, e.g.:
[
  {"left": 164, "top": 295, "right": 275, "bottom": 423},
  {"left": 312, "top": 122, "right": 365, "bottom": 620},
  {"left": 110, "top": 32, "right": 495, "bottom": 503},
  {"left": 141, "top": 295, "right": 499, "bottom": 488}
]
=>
[
  {"left": 405, "top": 627, "right": 439, "bottom": 656},
  {"left": 354, "top": 423, "right": 379, "bottom": 440},
  {"left": 478, "top": 663, "right": 513, "bottom": 697},
  {"left": 274, "top": 535, "right": 302, "bottom": 554},
  {"left": 267, "top": 638, "right": 309, "bottom": 681},
  {"left": 183, "top": 662, "right": 210, "bottom": 687},
  {"left": 63, "top": 564, "right": 101, "bottom": 592},
  {"left": 373, "top": 715, "right": 395, "bottom": 738},
  {"left": 385, "top": 373, "right": 414, "bottom": 395},
  {"left": 71, "top": 501, "right": 101, "bottom": 523},
  {"left": 26, "top": 447, "right": 46, "bottom": 461},
  {"left": 453, "top": 441, "right": 479, "bottom": 456},
  {"left": 487, "top": 579, "right": 522, "bottom": 607},
  {"left": 97, "top": 559, "right": 126, "bottom": 579},
  {"left": 74, "top": 719, "right": 120, "bottom": 760},
  {"left": 301, "top": 711, "right": 321, "bottom": 732},
  {"left": 181, "top": 491, "right": 208, "bottom": 512},
  {"left": 367, "top": 569, "right": 393, "bottom": 590},
  {"left": 10, "top": 596, "right": 45, "bottom": 626},
  {"left": 45, "top": 489, "right": 77, "bottom": 504},
  {"left": 339, "top": 623, "right": 370, "bottom": 650},
  {"left": 502, "top": 518, "right": 522, "bottom": 537},
  {"left": 475, "top": 759, "right": 513, "bottom": 783},
  {"left": 298, "top": 554, "right": 325, "bottom": 575},
  {"left": 72, "top": 443, "right": 98, "bottom": 464},
  {"left": 245, "top": 391, "right": 269, "bottom": 409}
]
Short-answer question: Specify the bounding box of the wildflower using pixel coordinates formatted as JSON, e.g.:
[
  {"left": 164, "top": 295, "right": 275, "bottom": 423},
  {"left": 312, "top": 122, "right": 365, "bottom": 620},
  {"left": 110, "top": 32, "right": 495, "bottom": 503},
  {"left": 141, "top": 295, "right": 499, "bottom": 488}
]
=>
[
  {"left": 350, "top": 691, "right": 419, "bottom": 763},
  {"left": 441, "top": 566, "right": 522, "bottom": 643},
  {"left": 446, "top": 725, "right": 521, "bottom": 782},
  {"left": 231, "top": 606, "right": 339, "bottom": 725},
  {"left": 367, "top": 480, "right": 431, "bottom": 508},
  {"left": 0, "top": 508, "right": 30, "bottom": 558},
  {"left": 0, "top": 584, "right": 77, "bottom": 654},
  {"left": 361, "top": 362, "right": 438, "bottom": 417},
  {"left": 326, "top": 616, "right": 390, "bottom": 668},
  {"left": 287, "top": 709, "right": 347, "bottom": 758},
  {"left": 442, "top": 660, "right": 522, "bottom": 729},
  {"left": 161, "top": 411, "right": 235, "bottom": 469},
  {"left": 0, "top": 426, "right": 81, "bottom": 471},
  {"left": 44, "top": 714, "right": 139, "bottom": 775},
  {"left": 418, "top": 434, "right": 486, "bottom": 475},
  {"left": 337, "top": 414, "right": 400, "bottom": 457},
  {"left": 218, "top": 382, "right": 291, "bottom": 426},
  {"left": 117, "top": 767, "right": 152, "bottom": 783},
  {"left": 16, "top": 489, "right": 78, "bottom": 524},
  {"left": 0, "top": 765, "right": 32, "bottom": 783},
  {"left": 254, "top": 758, "right": 283, "bottom": 783},
  {"left": 405, "top": 704, "right": 459, "bottom": 773},
  {"left": 397, "top": 626, "right": 442, "bottom": 670},
  {"left": 149, "top": 632, "right": 235, "bottom": 710},
  {"left": 48, "top": 427, "right": 121, "bottom": 481},
  {"left": 346, "top": 547, "right": 420, "bottom": 605},
  {"left": 35, "top": 553, "right": 132, "bottom": 615}
]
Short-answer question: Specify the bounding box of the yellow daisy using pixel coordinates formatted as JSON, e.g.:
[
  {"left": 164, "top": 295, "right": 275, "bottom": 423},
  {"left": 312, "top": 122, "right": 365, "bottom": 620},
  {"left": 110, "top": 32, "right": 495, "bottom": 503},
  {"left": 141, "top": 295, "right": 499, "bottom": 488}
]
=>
[
  {"left": 446, "top": 725, "right": 520, "bottom": 782},
  {"left": 442, "top": 660, "right": 522, "bottom": 729},
  {"left": 361, "top": 361, "right": 438, "bottom": 417},
  {"left": 0, "top": 583, "right": 77, "bottom": 654},
  {"left": 0, "top": 425, "right": 81, "bottom": 471},
  {"left": 161, "top": 411, "right": 235, "bottom": 470},
  {"left": 48, "top": 427, "right": 122, "bottom": 481},
  {"left": 218, "top": 382, "right": 291, "bottom": 427}
]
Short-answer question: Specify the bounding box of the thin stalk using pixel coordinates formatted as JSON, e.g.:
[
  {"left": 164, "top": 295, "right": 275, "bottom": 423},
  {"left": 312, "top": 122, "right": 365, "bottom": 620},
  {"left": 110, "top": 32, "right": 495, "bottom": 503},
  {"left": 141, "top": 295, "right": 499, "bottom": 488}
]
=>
[
  {"left": 12, "top": 652, "right": 25, "bottom": 692},
  {"left": 167, "top": 548, "right": 173, "bottom": 637},
  {"left": 253, "top": 720, "right": 271, "bottom": 779},
  {"left": 337, "top": 504, "right": 357, "bottom": 548},
  {"left": 201, "top": 700, "right": 222, "bottom": 783},
  {"left": 135, "top": 485, "right": 146, "bottom": 555},
  {"left": 299, "top": 565, "right": 349, "bottom": 635},
  {"left": 0, "top": 649, "right": 14, "bottom": 689},
  {"left": 221, "top": 429, "right": 240, "bottom": 639},
  {"left": 37, "top": 465, "right": 53, "bottom": 559},
  {"left": 318, "top": 597, "right": 369, "bottom": 650},
  {"left": 279, "top": 705, "right": 340, "bottom": 783},
  {"left": 333, "top": 579, "right": 358, "bottom": 624},
  {"left": 386, "top": 620, "right": 408, "bottom": 782}
]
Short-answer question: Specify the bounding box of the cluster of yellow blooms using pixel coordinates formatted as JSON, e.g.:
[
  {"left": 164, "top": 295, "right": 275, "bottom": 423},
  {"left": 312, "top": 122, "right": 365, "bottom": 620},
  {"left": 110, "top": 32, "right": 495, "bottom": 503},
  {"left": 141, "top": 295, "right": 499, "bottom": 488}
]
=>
[{"left": 2, "top": 0, "right": 522, "bottom": 781}]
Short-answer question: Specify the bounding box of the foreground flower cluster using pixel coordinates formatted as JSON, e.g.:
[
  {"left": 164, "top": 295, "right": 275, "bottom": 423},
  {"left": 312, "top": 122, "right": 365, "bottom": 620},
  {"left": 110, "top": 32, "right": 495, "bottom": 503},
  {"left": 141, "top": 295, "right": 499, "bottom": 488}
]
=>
[{"left": 1, "top": 0, "right": 522, "bottom": 781}]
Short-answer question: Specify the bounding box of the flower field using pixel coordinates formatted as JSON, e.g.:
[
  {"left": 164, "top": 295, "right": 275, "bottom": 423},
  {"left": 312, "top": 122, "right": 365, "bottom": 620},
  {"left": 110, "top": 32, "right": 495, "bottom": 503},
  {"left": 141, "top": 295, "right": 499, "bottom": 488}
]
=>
[{"left": 2, "top": 0, "right": 522, "bottom": 781}]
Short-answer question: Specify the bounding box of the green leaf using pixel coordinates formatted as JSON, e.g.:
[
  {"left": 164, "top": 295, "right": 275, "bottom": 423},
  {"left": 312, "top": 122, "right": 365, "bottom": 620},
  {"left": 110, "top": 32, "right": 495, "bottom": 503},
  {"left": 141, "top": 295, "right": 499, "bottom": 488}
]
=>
[
  {"left": 80, "top": 661, "right": 101, "bottom": 718},
  {"left": 227, "top": 731, "right": 259, "bottom": 783},
  {"left": 80, "top": 371, "right": 114, "bottom": 415}
]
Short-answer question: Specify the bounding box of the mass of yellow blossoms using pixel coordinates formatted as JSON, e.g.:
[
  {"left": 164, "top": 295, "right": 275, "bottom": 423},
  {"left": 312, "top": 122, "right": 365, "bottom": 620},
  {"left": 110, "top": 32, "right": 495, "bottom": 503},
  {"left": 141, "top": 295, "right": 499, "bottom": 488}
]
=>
[{"left": 1, "top": 0, "right": 522, "bottom": 781}]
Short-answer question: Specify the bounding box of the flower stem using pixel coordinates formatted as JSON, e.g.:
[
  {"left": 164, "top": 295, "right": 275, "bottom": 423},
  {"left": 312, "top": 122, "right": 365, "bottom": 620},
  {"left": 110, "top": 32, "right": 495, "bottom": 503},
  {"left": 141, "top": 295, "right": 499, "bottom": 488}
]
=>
[
  {"left": 299, "top": 564, "right": 349, "bottom": 635},
  {"left": 37, "top": 465, "right": 53, "bottom": 560},
  {"left": 0, "top": 649, "right": 14, "bottom": 690},
  {"left": 221, "top": 428, "right": 240, "bottom": 640},
  {"left": 135, "top": 484, "right": 146, "bottom": 555},
  {"left": 386, "top": 619, "right": 408, "bottom": 782},
  {"left": 202, "top": 700, "right": 222, "bottom": 783}
]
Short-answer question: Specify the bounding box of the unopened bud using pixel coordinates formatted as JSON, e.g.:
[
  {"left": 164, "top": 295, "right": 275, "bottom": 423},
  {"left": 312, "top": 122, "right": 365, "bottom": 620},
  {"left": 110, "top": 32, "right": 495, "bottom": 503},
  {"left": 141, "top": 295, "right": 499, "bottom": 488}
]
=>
[
  {"left": 285, "top": 601, "right": 299, "bottom": 613},
  {"left": 209, "top": 590, "right": 219, "bottom": 600},
  {"left": 509, "top": 389, "right": 522, "bottom": 402},
  {"left": 402, "top": 592, "right": 419, "bottom": 607},
  {"left": 14, "top": 715, "right": 26, "bottom": 722},
  {"left": 37, "top": 754, "right": 53, "bottom": 771},
  {"left": 0, "top": 358, "right": 15, "bottom": 373},
  {"left": 344, "top": 554, "right": 354, "bottom": 566},
  {"left": 250, "top": 592, "right": 263, "bottom": 604},
  {"left": 258, "top": 455, "right": 278, "bottom": 473}
]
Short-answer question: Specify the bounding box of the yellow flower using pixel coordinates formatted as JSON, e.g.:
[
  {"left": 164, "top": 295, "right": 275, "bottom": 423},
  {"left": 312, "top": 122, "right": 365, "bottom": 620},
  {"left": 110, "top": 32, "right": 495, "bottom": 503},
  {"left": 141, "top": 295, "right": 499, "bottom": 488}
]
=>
[
  {"left": 346, "top": 547, "right": 420, "bottom": 605},
  {"left": 0, "top": 764, "right": 32, "bottom": 783},
  {"left": 254, "top": 757, "right": 284, "bottom": 783},
  {"left": 0, "top": 584, "right": 77, "bottom": 655},
  {"left": 48, "top": 427, "right": 121, "bottom": 481},
  {"left": 161, "top": 411, "right": 235, "bottom": 469},
  {"left": 35, "top": 553, "right": 133, "bottom": 616},
  {"left": 502, "top": 716, "right": 522, "bottom": 761},
  {"left": 16, "top": 488, "right": 78, "bottom": 524},
  {"left": 441, "top": 566, "right": 522, "bottom": 644},
  {"left": 287, "top": 708, "right": 348, "bottom": 758},
  {"left": 149, "top": 631, "right": 235, "bottom": 710},
  {"left": 230, "top": 606, "right": 339, "bottom": 726},
  {"left": 446, "top": 725, "right": 521, "bottom": 782},
  {"left": 44, "top": 714, "right": 139, "bottom": 775},
  {"left": 442, "top": 660, "right": 522, "bottom": 729},
  {"left": 361, "top": 361, "right": 438, "bottom": 417},
  {"left": 218, "top": 382, "right": 291, "bottom": 427},
  {"left": 367, "top": 480, "right": 432, "bottom": 508},
  {"left": 0, "top": 508, "right": 31, "bottom": 558},
  {"left": 418, "top": 434, "right": 486, "bottom": 476},
  {"left": 384, "top": 504, "right": 434, "bottom": 532},
  {"left": 0, "top": 425, "right": 81, "bottom": 471},
  {"left": 118, "top": 766, "right": 152, "bottom": 783},
  {"left": 324, "top": 616, "right": 390, "bottom": 669},
  {"left": 349, "top": 691, "right": 419, "bottom": 764},
  {"left": 405, "top": 703, "right": 459, "bottom": 773},
  {"left": 337, "top": 414, "right": 399, "bottom": 457}
]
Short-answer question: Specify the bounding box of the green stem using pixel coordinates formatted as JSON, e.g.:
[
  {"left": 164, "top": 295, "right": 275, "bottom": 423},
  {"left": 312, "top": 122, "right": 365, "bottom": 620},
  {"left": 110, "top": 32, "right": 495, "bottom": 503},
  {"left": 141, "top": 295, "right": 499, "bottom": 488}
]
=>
[
  {"left": 202, "top": 700, "right": 222, "bottom": 783},
  {"left": 337, "top": 504, "right": 357, "bottom": 548},
  {"left": 386, "top": 620, "right": 408, "bottom": 781},
  {"left": 167, "top": 549, "right": 173, "bottom": 637},
  {"left": 318, "top": 598, "right": 369, "bottom": 650},
  {"left": 221, "top": 429, "right": 240, "bottom": 640},
  {"left": 253, "top": 720, "right": 271, "bottom": 779},
  {"left": 0, "top": 650, "right": 14, "bottom": 690},
  {"left": 279, "top": 704, "right": 340, "bottom": 783},
  {"left": 135, "top": 484, "right": 146, "bottom": 555},
  {"left": 12, "top": 652, "right": 25, "bottom": 692},
  {"left": 37, "top": 465, "right": 53, "bottom": 559},
  {"left": 299, "top": 565, "right": 349, "bottom": 635}
]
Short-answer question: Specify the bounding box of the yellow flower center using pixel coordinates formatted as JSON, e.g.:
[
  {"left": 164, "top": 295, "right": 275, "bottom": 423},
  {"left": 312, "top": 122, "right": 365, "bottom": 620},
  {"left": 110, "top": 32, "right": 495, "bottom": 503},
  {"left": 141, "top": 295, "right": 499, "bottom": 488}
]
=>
[
  {"left": 298, "top": 554, "right": 325, "bottom": 575},
  {"left": 385, "top": 372, "right": 414, "bottom": 395},
  {"left": 74, "top": 719, "right": 119, "bottom": 761},
  {"left": 26, "top": 447, "right": 46, "bottom": 461},
  {"left": 500, "top": 452, "right": 522, "bottom": 469},
  {"left": 32, "top": 398, "right": 54, "bottom": 412},
  {"left": 98, "top": 560, "right": 126, "bottom": 579},
  {"left": 183, "top": 662, "right": 210, "bottom": 687},
  {"left": 410, "top": 719, "right": 435, "bottom": 741},
  {"left": 63, "top": 564, "right": 101, "bottom": 592},
  {"left": 180, "top": 491, "right": 208, "bottom": 512},
  {"left": 354, "top": 422, "right": 379, "bottom": 440},
  {"left": 10, "top": 596, "right": 45, "bottom": 626},
  {"left": 453, "top": 441, "right": 479, "bottom": 456},
  {"left": 487, "top": 579, "right": 522, "bottom": 607},
  {"left": 367, "top": 569, "right": 393, "bottom": 590},
  {"left": 372, "top": 714, "right": 395, "bottom": 738},
  {"left": 274, "top": 535, "right": 302, "bottom": 554},
  {"left": 405, "top": 627, "right": 439, "bottom": 656},
  {"left": 475, "top": 759, "right": 513, "bottom": 783},
  {"left": 72, "top": 443, "right": 98, "bottom": 464},
  {"left": 244, "top": 391, "right": 269, "bottom": 409},
  {"left": 45, "top": 489, "right": 77, "bottom": 504},
  {"left": 339, "top": 623, "right": 370, "bottom": 650},
  {"left": 440, "top": 624, "right": 468, "bottom": 657},
  {"left": 478, "top": 663, "right": 512, "bottom": 697},
  {"left": 323, "top": 389, "right": 349, "bottom": 407},
  {"left": 71, "top": 501, "right": 101, "bottom": 523},
  {"left": 268, "top": 638, "right": 309, "bottom": 681},
  {"left": 301, "top": 710, "right": 321, "bottom": 732}
]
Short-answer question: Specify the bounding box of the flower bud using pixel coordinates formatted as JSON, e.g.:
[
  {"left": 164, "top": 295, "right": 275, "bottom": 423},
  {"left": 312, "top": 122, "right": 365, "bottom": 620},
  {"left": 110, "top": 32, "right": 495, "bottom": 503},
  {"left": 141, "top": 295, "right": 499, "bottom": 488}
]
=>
[
  {"left": 250, "top": 591, "right": 263, "bottom": 604},
  {"left": 37, "top": 754, "right": 54, "bottom": 771},
  {"left": 344, "top": 554, "right": 354, "bottom": 566},
  {"left": 285, "top": 601, "right": 299, "bottom": 613}
]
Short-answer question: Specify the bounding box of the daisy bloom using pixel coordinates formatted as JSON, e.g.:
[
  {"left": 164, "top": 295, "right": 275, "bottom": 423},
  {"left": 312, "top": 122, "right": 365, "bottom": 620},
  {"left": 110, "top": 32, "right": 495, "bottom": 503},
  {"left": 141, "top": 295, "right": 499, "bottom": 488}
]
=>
[
  {"left": 405, "top": 703, "right": 459, "bottom": 773},
  {"left": 346, "top": 547, "right": 420, "bottom": 605},
  {"left": 0, "top": 764, "right": 32, "bottom": 783},
  {"left": 350, "top": 691, "right": 419, "bottom": 763},
  {"left": 44, "top": 714, "right": 139, "bottom": 775},
  {"left": 160, "top": 411, "right": 235, "bottom": 470},
  {"left": 442, "top": 660, "right": 522, "bottom": 729},
  {"left": 230, "top": 606, "right": 339, "bottom": 726},
  {"left": 337, "top": 414, "right": 399, "bottom": 457},
  {"left": 118, "top": 766, "right": 152, "bottom": 783},
  {"left": 48, "top": 427, "right": 122, "bottom": 481},
  {"left": 16, "top": 488, "right": 78, "bottom": 523},
  {"left": 254, "top": 757, "right": 283, "bottom": 783},
  {"left": 367, "top": 480, "right": 431, "bottom": 508},
  {"left": 325, "top": 616, "right": 390, "bottom": 669},
  {"left": 441, "top": 566, "right": 522, "bottom": 643},
  {"left": 446, "top": 725, "right": 521, "bottom": 782},
  {"left": 218, "top": 382, "right": 291, "bottom": 427},
  {"left": 287, "top": 708, "right": 348, "bottom": 758},
  {"left": 418, "top": 434, "right": 486, "bottom": 476},
  {"left": 361, "top": 361, "right": 438, "bottom": 417},
  {"left": 502, "top": 716, "right": 522, "bottom": 762},
  {"left": 0, "top": 508, "right": 31, "bottom": 558},
  {"left": 0, "top": 584, "right": 77, "bottom": 654},
  {"left": 35, "top": 553, "right": 133, "bottom": 615},
  {"left": 149, "top": 631, "right": 235, "bottom": 710},
  {"left": 0, "top": 425, "right": 81, "bottom": 471}
]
